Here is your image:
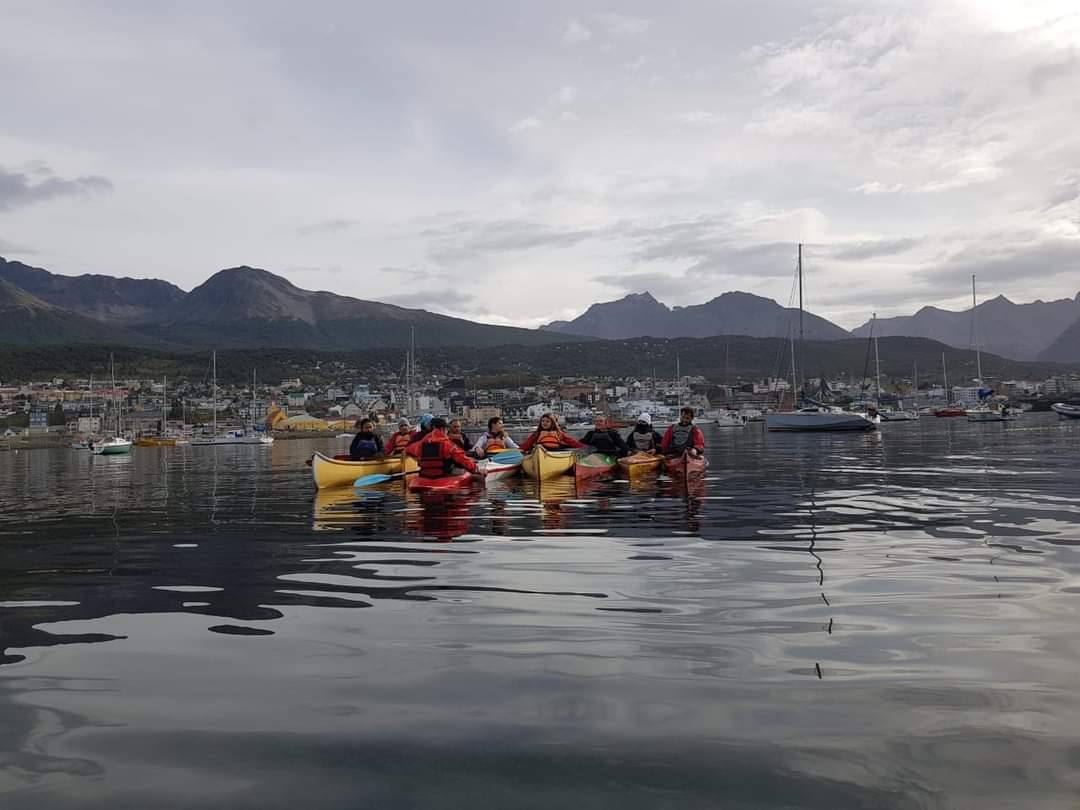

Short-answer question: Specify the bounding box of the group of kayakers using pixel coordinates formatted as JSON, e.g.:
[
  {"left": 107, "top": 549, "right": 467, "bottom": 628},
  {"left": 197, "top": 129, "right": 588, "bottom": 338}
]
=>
[{"left": 349, "top": 407, "right": 706, "bottom": 471}]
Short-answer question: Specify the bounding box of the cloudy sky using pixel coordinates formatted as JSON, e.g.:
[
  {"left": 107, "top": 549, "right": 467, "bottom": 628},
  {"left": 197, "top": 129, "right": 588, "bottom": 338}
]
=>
[{"left": 2, "top": 0, "right": 1078, "bottom": 329}]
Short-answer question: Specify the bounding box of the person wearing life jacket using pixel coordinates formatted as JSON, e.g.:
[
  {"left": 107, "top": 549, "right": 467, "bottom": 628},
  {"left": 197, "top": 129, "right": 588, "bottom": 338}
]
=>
[
  {"left": 582, "top": 414, "right": 629, "bottom": 458},
  {"left": 472, "top": 416, "right": 519, "bottom": 457},
  {"left": 411, "top": 413, "right": 435, "bottom": 442},
  {"left": 625, "top": 412, "right": 664, "bottom": 455},
  {"left": 384, "top": 418, "right": 414, "bottom": 455},
  {"left": 405, "top": 417, "right": 478, "bottom": 478},
  {"left": 660, "top": 407, "right": 706, "bottom": 457},
  {"left": 349, "top": 418, "right": 384, "bottom": 461},
  {"left": 518, "top": 413, "right": 586, "bottom": 452},
  {"left": 447, "top": 418, "right": 471, "bottom": 451}
]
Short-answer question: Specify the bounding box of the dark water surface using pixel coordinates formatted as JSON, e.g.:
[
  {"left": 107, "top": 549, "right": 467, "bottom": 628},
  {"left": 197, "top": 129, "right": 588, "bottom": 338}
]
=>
[{"left": 2, "top": 416, "right": 1080, "bottom": 809}]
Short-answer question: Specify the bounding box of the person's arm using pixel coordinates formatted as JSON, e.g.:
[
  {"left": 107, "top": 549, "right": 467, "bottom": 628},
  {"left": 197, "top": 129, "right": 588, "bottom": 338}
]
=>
[
  {"left": 518, "top": 432, "right": 537, "bottom": 452},
  {"left": 384, "top": 436, "right": 398, "bottom": 454},
  {"left": 582, "top": 430, "right": 595, "bottom": 448},
  {"left": 404, "top": 438, "right": 423, "bottom": 459},
  {"left": 349, "top": 433, "right": 362, "bottom": 457},
  {"left": 503, "top": 434, "right": 519, "bottom": 449},
  {"left": 653, "top": 431, "right": 664, "bottom": 451},
  {"left": 471, "top": 433, "right": 487, "bottom": 455},
  {"left": 450, "top": 443, "right": 478, "bottom": 473},
  {"left": 613, "top": 431, "right": 629, "bottom": 456},
  {"left": 659, "top": 426, "right": 674, "bottom": 454},
  {"left": 561, "top": 431, "right": 586, "bottom": 449},
  {"left": 693, "top": 427, "right": 705, "bottom": 451}
]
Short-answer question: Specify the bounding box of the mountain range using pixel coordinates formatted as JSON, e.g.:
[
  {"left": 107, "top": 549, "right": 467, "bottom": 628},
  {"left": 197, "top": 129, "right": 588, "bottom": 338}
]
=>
[
  {"left": 851, "top": 294, "right": 1080, "bottom": 362},
  {"left": 542, "top": 291, "right": 850, "bottom": 341},
  {"left": 0, "top": 257, "right": 579, "bottom": 351}
]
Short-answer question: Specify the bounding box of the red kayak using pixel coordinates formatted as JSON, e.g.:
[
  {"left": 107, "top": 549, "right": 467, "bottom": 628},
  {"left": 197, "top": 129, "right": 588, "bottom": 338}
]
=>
[
  {"left": 407, "top": 472, "right": 473, "bottom": 492},
  {"left": 575, "top": 453, "right": 618, "bottom": 481},
  {"left": 664, "top": 452, "right": 708, "bottom": 476}
]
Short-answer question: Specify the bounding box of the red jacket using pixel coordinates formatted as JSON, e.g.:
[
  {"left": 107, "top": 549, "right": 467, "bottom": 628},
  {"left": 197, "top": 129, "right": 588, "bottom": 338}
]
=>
[
  {"left": 405, "top": 429, "right": 478, "bottom": 476},
  {"left": 660, "top": 424, "right": 705, "bottom": 454},
  {"left": 518, "top": 429, "right": 586, "bottom": 452},
  {"left": 384, "top": 431, "right": 413, "bottom": 455}
]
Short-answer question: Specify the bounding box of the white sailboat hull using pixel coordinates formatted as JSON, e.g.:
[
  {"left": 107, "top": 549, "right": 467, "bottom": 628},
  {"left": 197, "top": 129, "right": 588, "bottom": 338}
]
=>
[
  {"left": 765, "top": 411, "right": 877, "bottom": 432},
  {"left": 879, "top": 410, "right": 919, "bottom": 422},
  {"left": 1051, "top": 403, "right": 1080, "bottom": 419},
  {"left": 966, "top": 407, "right": 1019, "bottom": 422},
  {"left": 192, "top": 432, "right": 273, "bottom": 446}
]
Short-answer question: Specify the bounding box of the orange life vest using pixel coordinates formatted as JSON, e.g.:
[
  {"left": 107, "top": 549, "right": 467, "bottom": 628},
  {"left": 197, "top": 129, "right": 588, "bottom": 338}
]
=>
[
  {"left": 536, "top": 429, "right": 563, "bottom": 449},
  {"left": 389, "top": 432, "right": 411, "bottom": 452},
  {"left": 484, "top": 432, "right": 507, "bottom": 452}
]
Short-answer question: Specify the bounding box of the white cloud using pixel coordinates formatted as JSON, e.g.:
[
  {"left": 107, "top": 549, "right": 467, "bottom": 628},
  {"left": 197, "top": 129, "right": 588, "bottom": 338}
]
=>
[
  {"left": 507, "top": 116, "right": 543, "bottom": 133},
  {"left": 562, "top": 19, "right": 593, "bottom": 44}
]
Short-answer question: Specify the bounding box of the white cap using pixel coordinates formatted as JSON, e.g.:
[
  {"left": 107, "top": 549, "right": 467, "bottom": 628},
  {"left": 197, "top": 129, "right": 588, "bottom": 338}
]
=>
[{"left": 638, "top": 412, "right": 652, "bottom": 425}]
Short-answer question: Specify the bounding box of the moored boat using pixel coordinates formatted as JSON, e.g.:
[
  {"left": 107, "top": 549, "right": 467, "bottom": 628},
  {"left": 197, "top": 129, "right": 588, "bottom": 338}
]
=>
[
  {"left": 521, "top": 446, "right": 576, "bottom": 480},
  {"left": 91, "top": 436, "right": 133, "bottom": 455},
  {"left": 1051, "top": 402, "right": 1080, "bottom": 419},
  {"left": 618, "top": 452, "right": 663, "bottom": 476},
  {"left": 575, "top": 452, "right": 617, "bottom": 481},
  {"left": 311, "top": 451, "right": 418, "bottom": 489},
  {"left": 934, "top": 405, "right": 967, "bottom": 417},
  {"left": 765, "top": 408, "right": 877, "bottom": 432},
  {"left": 966, "top": 406, "right": 1020, "bottom": 423},
  {"left": 134, "top": 436, "right": 177, "bottom": 447}
]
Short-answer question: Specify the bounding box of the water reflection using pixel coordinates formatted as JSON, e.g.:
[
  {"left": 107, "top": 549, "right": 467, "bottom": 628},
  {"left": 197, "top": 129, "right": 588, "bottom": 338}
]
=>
[{"left": 1, "top": 415, "right": 1080, "bottom": 807}]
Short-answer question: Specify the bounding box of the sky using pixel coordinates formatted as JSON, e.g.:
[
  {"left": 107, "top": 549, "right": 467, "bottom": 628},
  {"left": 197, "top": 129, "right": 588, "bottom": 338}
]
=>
[{"left": 1, "top": 0, "right": 1078, "bottom": 330}]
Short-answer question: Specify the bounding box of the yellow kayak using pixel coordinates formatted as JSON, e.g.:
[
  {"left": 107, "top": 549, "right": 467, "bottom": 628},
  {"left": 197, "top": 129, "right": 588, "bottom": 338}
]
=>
[
  {"left": 310, "top": 452, "right": 418, "bottom": 489},
  {"left": 520, "top": 446, "right": 576, "bottom": 480},
  {"left": 617, "top": 452, "right": 663, "bottom": 476}
]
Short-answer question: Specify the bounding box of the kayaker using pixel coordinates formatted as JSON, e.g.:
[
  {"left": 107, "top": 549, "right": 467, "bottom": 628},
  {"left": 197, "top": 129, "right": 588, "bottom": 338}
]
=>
[
  {"left": 384, "top": 418, "right": 414, "bottom": 455},
  {"left": 472, "top": 416, "right": 519, "bottom": 457},
  {"left": 412, "top": 413, "right": 435, "bottom": 441},
  {"left": 582, "top": 415, "right": 629, "bottom": 457},
  {"left": 625, "top": 412, "right": 664, "bottom": 455},
  {"left": 518, "top": 413, "right": 586, "bottom": 452},
  {"left": 660, "top": 407, "right": 706, "bottom": 457},
  {"left": 349, "top": 418, "right": 384, "bottom": 461},
  {"left": 447, "top": 418, "right": 471, "bottom": 451},
  {"left": 405, "top": 417, "right": 479, "bottom": 478}
]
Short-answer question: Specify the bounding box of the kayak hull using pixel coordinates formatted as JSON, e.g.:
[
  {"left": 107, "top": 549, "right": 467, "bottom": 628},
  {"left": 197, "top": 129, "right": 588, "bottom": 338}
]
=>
[
  {"left": 575, "top": 453, "right": 617, "bottom": 481},
  {"left": 311, "top": 452, "right": 418, "bottom": 489},
  {"left": 521, "top": 446, "right": 576, "bottom": 480},
  {"left": 664, "top": 453, "right": 708, "bottom": 476},
  {"left": 618, "top": 452, "right": 663, "bottom": 476},
  {"left": 408, "top": 471, "right": 473, "bottom": 492},
  {"left": 483, "top": 460, "right": 522, "bottom": 481}
]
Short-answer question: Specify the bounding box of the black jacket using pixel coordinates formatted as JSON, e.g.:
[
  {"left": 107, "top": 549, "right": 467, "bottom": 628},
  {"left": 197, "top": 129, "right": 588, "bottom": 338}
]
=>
[{"left": 582, "top": 428, "right": 629, "bottom": 457}]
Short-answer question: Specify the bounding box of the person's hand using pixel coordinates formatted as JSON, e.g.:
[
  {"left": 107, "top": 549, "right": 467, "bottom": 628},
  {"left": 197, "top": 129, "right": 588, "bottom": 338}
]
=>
[
  {"left": 476, "top": 447, "right": 485, "bottom": 458},
  {"left": 477, "top": 460, "right": 489, "bottom": 475}
]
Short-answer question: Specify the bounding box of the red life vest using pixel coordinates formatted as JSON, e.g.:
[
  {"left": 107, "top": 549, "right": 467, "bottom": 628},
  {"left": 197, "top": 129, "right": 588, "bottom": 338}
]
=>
[
  {"left": 418, "top": 437, "right": 456, "bottom": 478},
  {"left": 388, "top": 432, "right": 412, "bottom": 452},
  {"left": 536, "top": 429, "right": 563, "bottom": 449}
]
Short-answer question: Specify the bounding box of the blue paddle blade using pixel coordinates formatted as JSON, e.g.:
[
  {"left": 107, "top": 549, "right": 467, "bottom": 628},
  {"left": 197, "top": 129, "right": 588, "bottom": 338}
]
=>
[
  {"left": 354, "top": 473, "right": 394, "bottom": 488},
  {"left": 489, "top": 450, "right": 523, "bottom": 464}
]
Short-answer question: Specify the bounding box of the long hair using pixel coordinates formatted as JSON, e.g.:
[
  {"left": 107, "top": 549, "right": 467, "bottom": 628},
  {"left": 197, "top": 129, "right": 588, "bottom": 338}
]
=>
[{"left": 527, "top": 412, "right": 560, "bottom": 442}]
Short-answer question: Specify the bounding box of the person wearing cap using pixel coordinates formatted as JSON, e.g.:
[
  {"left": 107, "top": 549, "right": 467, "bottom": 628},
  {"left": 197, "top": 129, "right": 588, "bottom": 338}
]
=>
[
  {"left": 384, "top": 418, "right": 414, "bottom": 455},
  {"left": 660, "top": 407, "right": 706, "bottom": 457},
  {"left": 472, "top": 416, "right": 518, "bottom": 458},
  {"left": 413, "top": 413, "right": 435, "bottom": 442},
  {"left": 624, "top": 412, "right": 664, "bottom": 455}
]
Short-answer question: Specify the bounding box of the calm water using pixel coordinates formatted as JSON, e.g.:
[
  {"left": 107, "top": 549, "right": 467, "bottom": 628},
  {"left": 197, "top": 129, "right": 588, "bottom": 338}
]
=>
[{"left": 2, "top": 416, "right": 1080, "bottom": 809}]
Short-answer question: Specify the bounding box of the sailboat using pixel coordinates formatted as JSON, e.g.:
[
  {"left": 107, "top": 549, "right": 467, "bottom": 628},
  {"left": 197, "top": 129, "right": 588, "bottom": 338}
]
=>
[
  {"left": 965, "top": 276, "right": 1019, "bottom": 423},
  {"left": 872, "top": 320, "right": 918, "bottom": 422},
  {"left": 192, "top": 353, "right": 274, "bottom": 446},
  {"left": 91, "top": 354, "right": 133, "bottom": 455},
  {"left": 135, "top": 375, "right": 178, "bottom": 446},
  {"left": 933, "top": 352, "right": 966, "bottom": 417},
  {"left": 765, "top": 245, "right": 877, "bottom": 432}
]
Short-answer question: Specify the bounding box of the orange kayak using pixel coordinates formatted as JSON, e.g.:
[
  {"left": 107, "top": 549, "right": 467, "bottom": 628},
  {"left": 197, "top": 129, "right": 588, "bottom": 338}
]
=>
[{"left": 617, "top": 452, "right": 663, "bottom": 476}]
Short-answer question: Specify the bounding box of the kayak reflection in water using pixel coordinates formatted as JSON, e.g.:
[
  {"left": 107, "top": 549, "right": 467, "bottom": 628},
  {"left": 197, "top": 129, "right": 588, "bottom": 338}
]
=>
[
  {"left": 406, "top": 417, "right": 479, "bottom": 479},
  {"left": 518, "top": 413, "right": 586, "bottom": 452},
  {"left": 625, "top": 412, "right": 664, "bottom": 455},
  {"left": 582, "top": 414, "right": 629, "bottom": 458},
  {"left": 660, "top": 407, "right": 706, "bottom": 458}
]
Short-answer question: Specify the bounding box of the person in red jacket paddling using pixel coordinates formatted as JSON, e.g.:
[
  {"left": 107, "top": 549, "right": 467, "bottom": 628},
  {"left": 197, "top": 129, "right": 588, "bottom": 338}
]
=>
[
  {"left": 405, "top": 417, "right": 479, "bottom": 478},
  {"left": 660, "top": 407, "right": 706, "bottom": 457},
  {"left": 518, "top": 413, "right": 586, "bottom": 452}
]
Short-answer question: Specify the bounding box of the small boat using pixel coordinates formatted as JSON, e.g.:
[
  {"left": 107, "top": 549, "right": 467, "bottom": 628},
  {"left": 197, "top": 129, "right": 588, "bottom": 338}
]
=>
[
  {"left": 482, "top": 456, "right": 522, "bottom": 481},
  {"left": 192, "top": 429, "right": 273, "bottom": 446},
  {"left": 91, "top": 436, "right": 133, "bottom": 455},
  {"left": 664, "top": 453, "right": 708, "bottom": 476},
  {"left": 618, "top": 452, "right": 663, "bottom": 476},
  {"left": 966, "top": 406, "right": 1020, "bottom": 423},
  {"left": 712, "top": 411, "right": 746, "bottom": 428},
  {"left": 521, "top": 446, "right": 576, "bottom": 480},
  {"left": 1051, "top": 402, "right": 1080, "bottom": 419},
  {"left": 765, "top": 408, "right": 877, "bottom": 432},
  {"left": 575, "top": 452, "right": 617, "bottom": 481},
  {"left": 934, "top": 405, "right": 967, "bottom": 418},
  {"left": 878, "top": 409, "right": 919, "bottom": 422},
  {"left": 134, "top": 436, "right": 177, "bottom": 447},
  {"left": 408, "top": 471, "right": 473, "bottom": 492},
  {"left": 311, "top": 451, "right": 418, "bottom": 489}
]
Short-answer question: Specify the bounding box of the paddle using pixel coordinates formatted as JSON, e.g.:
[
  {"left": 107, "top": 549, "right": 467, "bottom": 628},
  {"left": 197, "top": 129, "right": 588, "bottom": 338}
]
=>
[
  {"left": 354, "top": 469, "right": 419, "bottom": 488},
  {"left": 488, "top": 449, "right": 522, "bottom": 464}
]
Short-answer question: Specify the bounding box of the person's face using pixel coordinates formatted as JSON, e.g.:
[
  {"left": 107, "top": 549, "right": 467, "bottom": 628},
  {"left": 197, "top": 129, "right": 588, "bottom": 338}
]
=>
[
  {"left": 491, "top": 420, "right": 503, "bottom": 433},
  {"left": 361, "top": 421, "right": 373, "bottom": 432},
  {"left": 399, "top": 424, "right": 410, "bottom": 434},
  {"left": 594, "top": 416, "right": 607, "bottom": 429},
  {"left": 450, "top": 421, "right": 461, "bottom": 433},
  {"left": 680, "top": 412, "right": 692, "bottom": 425},
  {"left": 541, "top": 416, "right": 554, "bottom": 430}
]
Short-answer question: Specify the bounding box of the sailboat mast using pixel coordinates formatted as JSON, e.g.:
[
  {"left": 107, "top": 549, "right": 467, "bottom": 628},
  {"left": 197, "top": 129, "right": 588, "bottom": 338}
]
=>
[
  {"left": 89, "top": 374, "right": 94, "bottom": 427},
  {"left": 162, "top": 375, "right": 167, "bottom": 435},
  {"left": 251, "top": 369, "right": 256, "bottom": 433},
  {"left": 913, "top": 361, "right": 918, "bottom": 407},
  {"left": 789, "top": 331, "right": 798, "bottom": 408},
  {"left": 676, "top": 355, "right": 681, "bottom": 409},
  {"left": 873, "top": 313, "right": 881, "bottom": 406},
  {"left": 942, "top": 352, "right": 950, "bottom": 403},
  {"left": 797, "top": 243, "right": 804, "bottom": 343},
  {"left": 972, "top": 274, "right": 983, "bottom": 383},
  {"left": 212, "top": 351, "right": 217, "bottom": 434}
]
